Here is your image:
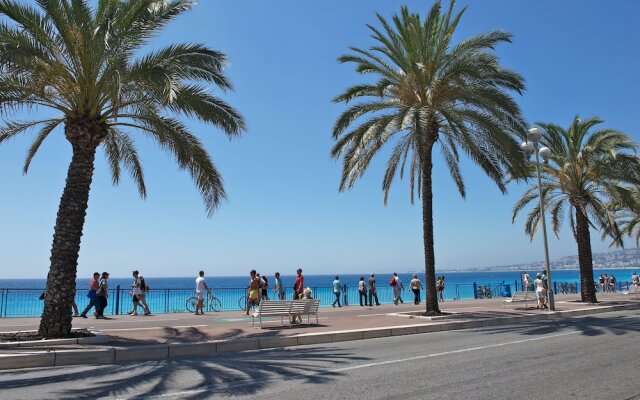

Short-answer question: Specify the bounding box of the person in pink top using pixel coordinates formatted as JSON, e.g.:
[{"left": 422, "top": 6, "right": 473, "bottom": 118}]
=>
[{"left": 79, "top": 272, "right": 100, "bottom": 318}]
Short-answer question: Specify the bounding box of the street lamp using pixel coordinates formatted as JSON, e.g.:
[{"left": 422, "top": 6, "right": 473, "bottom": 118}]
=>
[{"left": 521, "top": 127, "right": 555, "bottom": 311}]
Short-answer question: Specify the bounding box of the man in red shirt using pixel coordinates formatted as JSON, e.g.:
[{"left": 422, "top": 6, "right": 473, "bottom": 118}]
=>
[
  {"left": 293, "top": 268, "right": 304, "bottom": 300},
  {"left": 79, "top": 272, "right": 100, "bottom": 318}
]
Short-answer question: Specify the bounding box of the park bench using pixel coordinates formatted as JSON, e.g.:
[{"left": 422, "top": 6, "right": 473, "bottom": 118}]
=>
[
  {"left": 502, "top": 290, "right": 538, "bottom": 309},
  {"left": 622, "top": 284, "right": 639, "bottom": 299},
  {"left": 252, "top": 299, "right": 321, "bottom": 328}
]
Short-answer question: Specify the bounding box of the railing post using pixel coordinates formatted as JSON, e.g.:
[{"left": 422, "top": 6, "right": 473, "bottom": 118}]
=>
[
  {"left": 553, "top": 281, "right": 558, "bottom": 295},
  {"left": 165, "top": 289, "right": 169, "bottom": 313},
  {"left": 115, "top": 285, "right": 121, "bottom": 315},
  {"left": 473, "top": 282, "right": 478, "bottom": 299},
  {"left": 342, "top": 284, "right": 348, "bottom": 306}
]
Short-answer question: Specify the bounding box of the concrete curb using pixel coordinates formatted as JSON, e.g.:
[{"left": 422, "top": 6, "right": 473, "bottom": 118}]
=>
[
  {"left": 0, "top": 302, "right": 638, "bottom": 371},
  {"left": 0, "top": 329, "right": 109, "bottom": 349}
]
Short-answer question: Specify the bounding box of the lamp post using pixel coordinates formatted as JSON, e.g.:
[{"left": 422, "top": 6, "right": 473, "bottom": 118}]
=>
[{"left": 521, "top": 127, "right": 555, "bottom": 311}]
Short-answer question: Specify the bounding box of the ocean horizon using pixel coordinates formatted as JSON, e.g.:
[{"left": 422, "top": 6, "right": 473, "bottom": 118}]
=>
[{"left": 1, "top": 268, "right": 637, "bottom": 290}]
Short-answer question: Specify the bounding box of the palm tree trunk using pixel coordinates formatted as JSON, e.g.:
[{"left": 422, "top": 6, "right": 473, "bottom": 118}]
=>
[
  {"left": 421, "top": 142, "right": 440, "bottom": 315},
  {"left": 38, "top": 121, "right": 102, "bottom": 338},
  {"left": 575, "top": 207, "right": 598, "bottom": 303}
]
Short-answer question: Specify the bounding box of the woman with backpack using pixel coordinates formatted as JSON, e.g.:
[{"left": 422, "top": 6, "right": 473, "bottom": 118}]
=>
[
  {"left": 139, "top": 275, "right": 151, "bottom": 315},
  {"left": 391, "top": 272, "right": 404, "bottom": 305},
  {"left": 95, "top": 272, "right": 110, "bottom": 319}
]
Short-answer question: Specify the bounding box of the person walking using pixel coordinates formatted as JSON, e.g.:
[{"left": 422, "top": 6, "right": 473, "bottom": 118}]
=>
[
  {"left": 410, "top": 273, "right": 423, "bottom": 305},
  {"left": 129, "top": 270, "right": 142, "bottom": 316},
  {"left": 392, "top": 272, "right": 404, "bottom": 305},
  {"left": 80, "top": 272, "right": 100, "bottom": 318},
  {"left": 260, "top": 274, "right": 270, "bottom": 301},
  {"left": 194, "top": 271, "right": 211, "bottom": 315},
  {"left": 368, "top": 273, "right": 380, "bottom": 306},
  {"left": 603, "top": 273, "right": 609, "bottom": 292},
  {"left": 139, "top": 275, "right": 151, "bottom": 315},
  {"left": 332, "top": 275, "right": 342, "bottom": 307},
  {"left": 246, "top": 270, "right": 261, "bottom": 315},
  {"left": 598, "top": 274, "right": 605, "bottom": 292},
  {"left": 273, "top": 272, "right": 285, "bottom": 300},
  {"left": 293, "top": 268, "right": 304, "bottom": 300},
  {"left": 95, "top": 272, "right": 110, "bottom": 319},
  {"left": 358, "top": 276, "right": 367, "bottom": 306},
  {"left": 534, "top": 273, "right": 547, "bottom": 310}
]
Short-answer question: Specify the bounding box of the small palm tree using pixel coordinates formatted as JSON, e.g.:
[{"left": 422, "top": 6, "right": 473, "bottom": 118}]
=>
[
  {"left": 332, "top": 1, "right": 527, "bottom": 314},
  {"left": 512, "top": 116, "right": 640, "bottom": 303},
  {"left": 0, "top": 0, "right": 245, "bottom": 337}
]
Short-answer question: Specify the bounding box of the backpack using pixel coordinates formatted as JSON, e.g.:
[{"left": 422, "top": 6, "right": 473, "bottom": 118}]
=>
[{"left": 389, "top": 277, "right": 396, "bottom": 286}]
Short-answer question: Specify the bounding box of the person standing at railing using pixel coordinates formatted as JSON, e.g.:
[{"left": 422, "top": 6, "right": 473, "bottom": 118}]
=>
[
  {"left": 95, "top": 272, "right": 110, "bottom": 319},
  {"left": 358, "top": 276, "right": 367, "bottom": 306},
  {"left": 523, "top": 273, "right": 531, "bottom": 292},
  {"left": 273, "top": 272, "right": 285, "bottom": 300},
  {"left": 632, "top": 272, "right": 639, "bottom": 287},
  {"left": 80, "top": 272, "right": 100, "bottom": 318},
  {"left": 410, "top": 273, "right": 423, "bottom": 305},
  {"left": 332, "top": 275, "right": 342, "bottom": 307},
  {"left": 368, "top": 273, "right": 380, "bottom": 306},
  {"left": 437, "top": 276, "right": 445, "bottom": 302},
  {"left": 194, "top": 270, "right": 211, "bottom": 316}
]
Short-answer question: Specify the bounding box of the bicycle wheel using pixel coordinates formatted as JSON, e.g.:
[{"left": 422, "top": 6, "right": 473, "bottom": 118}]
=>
[
  {"left": 238, "top": 296, "right": 247, "bottom": 311},
  {"left": 186, "top": 297, "right": 198, "bottom": 313},
  {"left": 210, "top": 297, "right": 222, "bottom": 312}
]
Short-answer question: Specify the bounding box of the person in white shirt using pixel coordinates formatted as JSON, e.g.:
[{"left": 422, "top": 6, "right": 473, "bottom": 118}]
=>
[
  {"left": 129, "top": 270, "right": 141, "bottom": 316},
  {"left": 631, "top": 272, "right": 639, "bottom": 286},
  {"left": 195, "top": 270, "right": 211, "bottom": 315}
]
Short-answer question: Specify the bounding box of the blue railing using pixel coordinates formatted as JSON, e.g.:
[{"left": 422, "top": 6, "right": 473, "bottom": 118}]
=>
[{"left": 1, "top": 280, "right": 631, "bottom": 318}]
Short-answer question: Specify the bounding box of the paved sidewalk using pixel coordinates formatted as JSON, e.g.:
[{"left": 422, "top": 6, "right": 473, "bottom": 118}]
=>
[{"left": 1, "top": 293, "right": 638, "bottom": 369}]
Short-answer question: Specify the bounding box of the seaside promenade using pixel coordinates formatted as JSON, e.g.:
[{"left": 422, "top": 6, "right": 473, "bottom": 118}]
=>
[{"left": 0, "top": 292, "right": 638, "bottom": 371}]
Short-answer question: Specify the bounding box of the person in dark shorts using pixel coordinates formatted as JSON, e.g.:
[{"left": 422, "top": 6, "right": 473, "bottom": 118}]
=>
[
  {"left": 358, "top": 276, "right": 367, "bottom": 306},
  {"left": 293, "top": 268, "right": 304, "bottom": 300},
  {"left": 368, "top": 273, "right": 380, "bottom": 306},
  {"left": 80, "top": 272, "right": 100, "bottom": 318}
]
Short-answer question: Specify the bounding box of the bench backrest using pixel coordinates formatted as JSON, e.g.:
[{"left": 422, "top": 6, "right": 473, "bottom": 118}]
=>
[
  {"left": 258, "top": 300, "right": 292, "bottom": 313},
  {"left": 511, "top": 291, "right": 528, "bottom": 301},
  {"left": 305, "top": 298, "right": 321, "bottom": 314},
  {"left": 290, "top": 300, "right": 308, "bottom": 314}
]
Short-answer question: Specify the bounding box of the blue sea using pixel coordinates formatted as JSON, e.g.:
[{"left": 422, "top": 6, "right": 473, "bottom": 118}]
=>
[{"left": 0, "top": 269, "right": 636, "bottom": 318}]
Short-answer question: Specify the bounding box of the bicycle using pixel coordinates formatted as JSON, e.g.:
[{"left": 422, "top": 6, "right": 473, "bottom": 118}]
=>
[
  {"left": 186, "top": 292, "right": 221, "bottom": 313},
  {"left": 238, "top": 293, "right": 263, "bottom": 312}
]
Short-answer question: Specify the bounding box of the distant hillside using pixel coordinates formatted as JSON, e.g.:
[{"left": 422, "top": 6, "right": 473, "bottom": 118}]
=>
[{"left": 451, "top": 248, "right": 640, "bottom": 272}]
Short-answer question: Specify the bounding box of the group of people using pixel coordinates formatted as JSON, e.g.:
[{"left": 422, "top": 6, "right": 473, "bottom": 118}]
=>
[
  {"left": 79, "top": 272, "right": 111, "bottom": 319},
  {"left": 597, "top": 273, "right": 618, "bottom": 292},
  {"left": 523, "top": 271, "right": 550, "bottom": 310}
]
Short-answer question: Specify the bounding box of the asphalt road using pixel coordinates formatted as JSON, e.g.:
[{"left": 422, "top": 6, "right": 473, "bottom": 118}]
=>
[{"left": 0, "top": 310, "right": 638, "bottom": 400}]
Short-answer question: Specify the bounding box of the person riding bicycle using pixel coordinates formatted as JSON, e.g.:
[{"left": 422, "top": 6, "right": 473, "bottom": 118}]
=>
[
  {"left": 246, "top": 269, "right": 261, "bottom": 315},
  {"left": 195, "top": 270, "right": 211, "bottom": 315}
]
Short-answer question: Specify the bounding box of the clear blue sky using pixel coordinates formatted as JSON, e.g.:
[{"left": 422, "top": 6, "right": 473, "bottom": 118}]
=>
[{"left": 1, "top": 0, "right": 638, "bottom": 279}]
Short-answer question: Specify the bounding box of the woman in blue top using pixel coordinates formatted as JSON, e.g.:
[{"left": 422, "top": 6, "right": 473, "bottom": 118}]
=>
[{"left": 332, "top": 275, "right": 342, "bottom": 307}]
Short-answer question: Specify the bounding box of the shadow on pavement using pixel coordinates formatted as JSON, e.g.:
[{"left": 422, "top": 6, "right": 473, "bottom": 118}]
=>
[
  {"left": 0, "top": 346, "right": 368, "bottom": 399},
  {"left": 473, "top": 314, "right": 640, "bottom": 338}
]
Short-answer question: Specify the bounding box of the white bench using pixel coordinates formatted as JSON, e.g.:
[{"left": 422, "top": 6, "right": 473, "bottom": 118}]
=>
[
  {"left": 622, "top": 284, "right": 639, "bottom": 299},
  {"left": 252, "top": 299, "right": 321, "bottom": 328},
  {"left": 503, "top": 291, "right": 538, "bottom": 309}
]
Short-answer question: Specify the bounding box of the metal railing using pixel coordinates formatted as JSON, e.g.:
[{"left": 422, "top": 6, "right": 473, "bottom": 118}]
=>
[{"left": 3, "top": 280, "right": 630, "bottom": 318}]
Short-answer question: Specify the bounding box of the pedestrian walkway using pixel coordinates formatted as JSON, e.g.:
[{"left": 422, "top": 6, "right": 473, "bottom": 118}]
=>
[{"left": 0, "top": 293, "right": 638, "bottom": 369}]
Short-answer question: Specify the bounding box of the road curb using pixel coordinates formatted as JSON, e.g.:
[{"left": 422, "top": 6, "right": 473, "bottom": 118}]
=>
[{"left": 0, "top": 302, "right": 638, "bottom": 370}]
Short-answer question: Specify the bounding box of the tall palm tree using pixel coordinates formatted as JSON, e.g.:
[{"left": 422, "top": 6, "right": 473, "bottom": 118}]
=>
[
  {"left": 0, "top": 0, "right": 245, "bottom": 337},
  {"left": 512, "top": 116, "right": 640, "bottom": 303},
  {"left": 331, "top": 1, "right": 527, "bottom": 314}
]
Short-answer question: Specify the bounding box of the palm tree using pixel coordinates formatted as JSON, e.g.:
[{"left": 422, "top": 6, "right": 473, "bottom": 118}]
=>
[
  {"left": 512, "top": 116, "right": 640, "bottom": 303},
  {"left": 331, "top": 1, "right": 527, "bottom": 314},
  {"left": 0, "top": 0, "right": 245, "bottom": 337}
]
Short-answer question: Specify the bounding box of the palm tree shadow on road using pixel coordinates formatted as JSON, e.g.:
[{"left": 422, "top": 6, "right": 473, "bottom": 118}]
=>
[{"left": 0, "top": 346, "right": 368, "bottom": 399}]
